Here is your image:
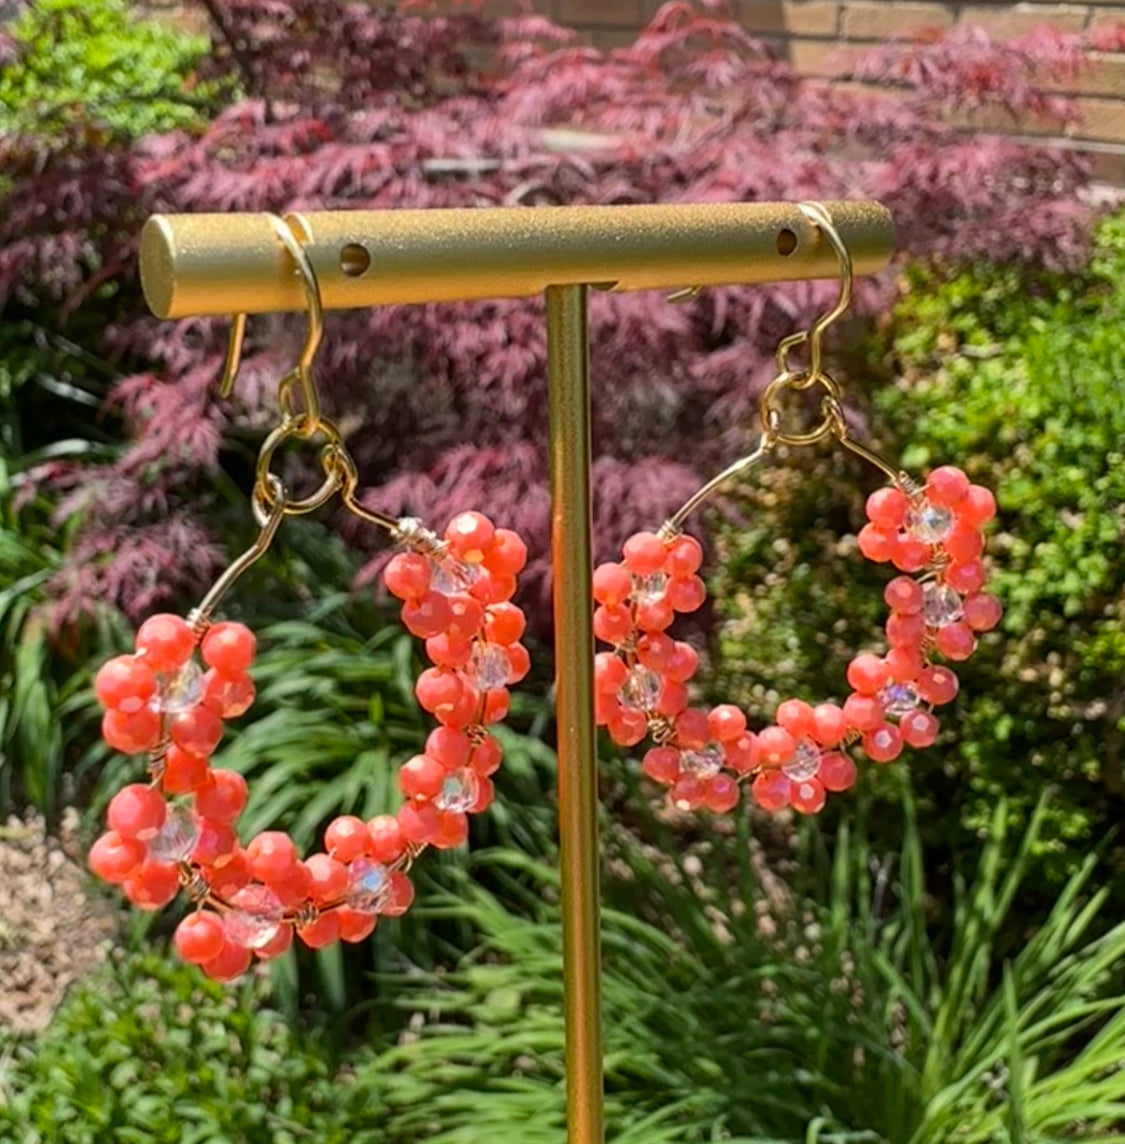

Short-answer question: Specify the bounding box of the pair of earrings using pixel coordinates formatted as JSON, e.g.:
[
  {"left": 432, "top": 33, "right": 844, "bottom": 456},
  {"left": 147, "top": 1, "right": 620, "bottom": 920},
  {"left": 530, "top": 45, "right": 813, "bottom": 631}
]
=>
[{"left": 88, "top": 207, "right": 1000, "bottom": 979}]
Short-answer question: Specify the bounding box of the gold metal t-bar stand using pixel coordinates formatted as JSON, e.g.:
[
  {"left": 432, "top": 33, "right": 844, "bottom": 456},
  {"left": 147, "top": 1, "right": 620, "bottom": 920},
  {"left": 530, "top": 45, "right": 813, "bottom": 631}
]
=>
[{"left": 139, "top": 201, "right": 894, "bottom": 1144}]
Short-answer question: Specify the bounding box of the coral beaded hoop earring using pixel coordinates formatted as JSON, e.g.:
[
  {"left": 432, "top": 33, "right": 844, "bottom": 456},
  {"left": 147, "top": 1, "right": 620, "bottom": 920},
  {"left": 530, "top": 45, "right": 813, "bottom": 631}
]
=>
[
  {"left": 594, "top": 202, "right": 1001, "bottom": 816},
  {"left": 89, "top": 216, "right": 531, "bottom": 980}
]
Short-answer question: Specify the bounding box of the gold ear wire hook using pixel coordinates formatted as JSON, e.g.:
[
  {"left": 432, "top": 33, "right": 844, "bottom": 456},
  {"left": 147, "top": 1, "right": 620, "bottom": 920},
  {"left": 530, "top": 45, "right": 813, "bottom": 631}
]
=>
[
  {"left": 774, "top": 201, "right": 854, "bottom": 386},
  {"left": 217, "top": 213, "right": 324, "bottom": 426}
]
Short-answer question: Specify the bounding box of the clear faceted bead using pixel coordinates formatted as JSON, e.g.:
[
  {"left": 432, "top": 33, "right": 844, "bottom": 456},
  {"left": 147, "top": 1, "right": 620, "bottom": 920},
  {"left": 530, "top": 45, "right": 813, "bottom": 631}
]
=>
[
  {"left": 922, "top": 582, "right": 964, "bottom": 627},
  {"left": 347, "top": 856, "right": 390, "bottom": 913},
  {"left": 905, "top": 498, "right": 954, "bottom": 544},
  {"left": 633, "top": 572, "right": 667, "bottom": 605},
  {"left": 147, "top": 803, "right": 198, "bottom": 862},
  {"left": 434, "top": 767, "right": 479, "bottom": 813},
  {"left": 430, "top": 555, "right": 481, "bottom": 596},
  {"left": 879, "top": 681, "right": 920, "bottom": 718},
  {"left": 467, "top": 642, "right": 510, "bottom": 689},
  {"left": 151, "top": 660, "right": 203, "bottom": 714},
  {"left": 619, "top": 666, "right": 661, "bottom": 712},
  {"left": 783, "top": 738, "right": 821, "bottom": 782},
  {"left": 225, "top": 885, "right": 283, "bottom": 949},
  {"left": 679, "top": 743, "right": 724, "bottom": 778}
]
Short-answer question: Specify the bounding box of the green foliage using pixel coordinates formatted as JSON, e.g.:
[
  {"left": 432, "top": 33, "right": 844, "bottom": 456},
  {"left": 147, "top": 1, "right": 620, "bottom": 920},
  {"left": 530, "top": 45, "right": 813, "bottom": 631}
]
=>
[
  {"left": 713, "top": 211, "right": 1125, "bottom": 875},
  {"left": 0, "top": 0, "right": 218, "bottom": 139}
]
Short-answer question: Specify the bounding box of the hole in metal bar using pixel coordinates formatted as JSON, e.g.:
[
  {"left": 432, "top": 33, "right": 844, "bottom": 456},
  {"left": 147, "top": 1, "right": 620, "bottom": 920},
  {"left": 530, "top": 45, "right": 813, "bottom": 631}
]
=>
[
  {"left": 340, "top": 243, "right": 371, "bottom": 276},
  {"left": 777, "top": 228, "right": 798, "bottom": 256}
]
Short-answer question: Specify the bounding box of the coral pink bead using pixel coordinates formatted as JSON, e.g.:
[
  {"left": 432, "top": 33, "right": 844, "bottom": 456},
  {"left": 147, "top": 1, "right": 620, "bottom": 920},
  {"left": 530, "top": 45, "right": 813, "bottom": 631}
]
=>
[
  {"left": 776, "top": 698, "right": 815, "bottom": 740},
  {"left": 592, "top": 563, "right": 634, "bottom": 607},
  {"left": 790, "top": 777, "right": 826, "bottom": 815},
  {"left": 945, "top": 525, "right": 983, "bottom": 564},
  {"left": 819, "top": 752, "right": 857, "bottom": 792},
  {"left": 254, "top": 923, "right": 294, "bottom": 960},
  {"left": 399, "top": 755, "right": 446, "bottom": 800},
  {"left": 382, "top": 871, "right": 416, "bottom": 916},
  {"left": 758, "top": 725, "right": 796, "bottom": 767},
  {"left": 670, "top": 775, "right": 706, "bottom": 811},
  {"left": 484, "top": 602, "right": 526, "bottom": 646},
  {"left": 192, "top": 819, "right": 237, "bottom": 866},
  {"left": 472, "top": 571, "right": 517, "bottom": 605},
  {"left": 666, "top": 535, "right": 703, "bottom": 578},
  {"left": 445, "top": 595, "right": 485, "bottom": 643},
  {"left": 200, "top": 622, "right": 256, "bottom": 675},
  {"left": 958, "top": 485, "right": 996, "bottom": 527},
  {"left": 175, "top": 911, "right": 226, "bottom": 964},
  {"left": 440, "top": 682, "right": 482, "bottom": 729},
  {"left": 194, "top": 770, "right": 248, "bottom": 823},
  {"left": 926, "top": 466, "right": 970, "bottom": 506},
  {"left": 843, "top": 693, "right": 884, "bottom": 732},
  {"left": 398, "top": 800, "right": 442, "bottom": 844},
  {"left": 162, "top": 745, "right": 210, "bottom": 795},
  {"left": 201, "top": 669, "right": 255, "bottom": 718},
  {"left": 305, "top": 854, "right": 349, "bottom": 905},
  {"left": 336, "top": 908, "right": 377, "bottom": 944},
  {"left": 246, "top": 831, "right": 300, "bottom": 884},
  {"left": 637, "top": 633, "right": 675, "bottom": 673},
  {"left": 273, "top": 864, "right": 313, "bottom": 909},
  {"left": 707, "top": 704, "right": 747, "bottom": 743},
  {"left": 892, "top": 536, "right": 931, "bottom": 573},
  {"left": 946, "top": 560, "right": 986, "bottom": 595},
  {"left": 936, "top": 622, "right": 976, "bottom": 661},
  {"left": 325, "top": 815, "right": 371, "bottom": 862},
  {"left": 667, "top": 576, "right": 706, "bottom": 613},
  {"left": 866, "top": 487, "right": 909, "bottom": 530},
  {"left": 367, "top": 814, "right": 407, "bottom": 863},
  {"left": 595, "top": 652, "right": 628, "bottom": 695},
  {"left": 704, "top": 774, "right": 740, "bottom": 813},
  {"left": 425, "top": 633, "right": 473, "bottom": 669},
  {"left": 402, "top": 592, "right": 453, "bottom": 639},
  {"left": 469, "top": 736, "right": 503, "bottom": 776},
  {"left": 642, "top": 746, "right": 681, "bottom": 784},
  {"left": 724, "top": 732, "right": 760, "bottom": 773},
  {"left": 171, "top": 706, "right": 224, "bottom": 757},
  {"left": 857, "top": 524, "right": 896, "bottom": 563},
  {"left": 426, "top": 726, "right": 472, "bottom": 770},
  {"left": 108, "top": 784, "right": 167, "bottom": 841},
  {"left": 884, "top": 576, "right": 923, "bottom": 615},
  {"left": 752, "top": 770, "right": 791, "bottom": 811},
  {"left": 202, "top": 939, "right": 253, "bottom": 980},
  {"left": 900, "top": 710, "right": 939, "bottom": 748},
  {"left": 483, "top": 528, "right": 528, "bottom": 576},
  {"left": 470, "top": 775, "right": 495, "bottom": 814},
  {"left": 433, "top": 810, "right": 469, "bottom": 850},
  {"left": 674, "top": 708, "right": 711, "bottom": 748},
  {"left": 864, "top": 723, "right": 903, "bottom": 763},
  {"left": 134, "top": 613, "right": 195, "bottom": 673},
  {"left": 445, "top": 511, "right": 496, "bottom": 562},
  {"left": 963, "top": 592, "right": 1003, "bottom": 632},
  {"left": 666, "top": 642, "right": 699, "bottom": 684},
  {"left": 887, "top": 612, "right": 926, "bottom": 649},
  {"left": 123, "top": 859, "right": 180, "bottom": 910},
  {"left": 102, "top": 707, "right": 162, "bottom": 755},
  {"left": 95, "top": 655, "right": 156, "bottom": 714},
  {"left": 415, "top": 668, "right": 464, "bottom": 717},
  {"left": 207, "top": 850, "right": 251, "bottom": 899},
  {"left": 384, "top": 552, "right": 432, "bottom": 601},
  {"left": 847, "top": 654, "right": 890, "bottom": 696},
  {"left": 593, "top": 604, "right": 633, "bottom": 645},
  {"left": 622, "top": 531, "right": 667, "bottom": 576},
  {"left": 594, "top": 691, "right": 618, "bottom": 726},
  {"left": 656, "top": 681, "right": 689, "bottom": 718},
  {"left": 482, "top": 687, "right": 510, "bottom": 725},
  {"left": 88, "top": 830, "right": 145, "bottom": 883},
  {"left": 635, "top": 598, "right": 675, "bottom": 633},
  {"left": 608, "top": 708, "right": 648, "bottom": 747},
  {"left": 298, "top": 912, "right": 341, "bottom": 950},
  {"left": 885, "top": 645, "right": 924, "bottom": 683},
  {"left": 812, "top": 703, "right": 848, "bottom": 747}
]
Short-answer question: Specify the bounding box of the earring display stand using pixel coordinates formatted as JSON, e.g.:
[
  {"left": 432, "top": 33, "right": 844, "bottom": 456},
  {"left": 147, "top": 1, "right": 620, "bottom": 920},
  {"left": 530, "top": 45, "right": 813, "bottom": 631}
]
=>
[{"left": 139, "top": 200, "right": 894, "bottom": 1144}]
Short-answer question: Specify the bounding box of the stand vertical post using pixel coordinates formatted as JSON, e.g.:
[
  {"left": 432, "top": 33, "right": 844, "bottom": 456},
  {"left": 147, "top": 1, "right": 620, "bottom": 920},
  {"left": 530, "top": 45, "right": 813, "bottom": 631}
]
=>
[{"left": 545, "top": 284, "right": 604, "bottom": 1144}]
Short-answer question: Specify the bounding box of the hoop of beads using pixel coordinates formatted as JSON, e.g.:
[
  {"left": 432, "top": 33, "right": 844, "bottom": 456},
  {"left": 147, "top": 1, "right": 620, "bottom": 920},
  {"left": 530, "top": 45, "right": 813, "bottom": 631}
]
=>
[
  {"left": 594, "top": 465, "right": 1001, "bottom": 815},
  {"left": 88, "top": 511, "right": 529, "bottom": 981}
]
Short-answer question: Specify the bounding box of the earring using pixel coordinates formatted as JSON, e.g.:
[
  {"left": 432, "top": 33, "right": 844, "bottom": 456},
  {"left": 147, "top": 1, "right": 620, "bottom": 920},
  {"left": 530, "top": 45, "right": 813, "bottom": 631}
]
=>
[
  {"left": 87, "top": 217, "right": 531, "bottom": 980},
  {"left": 594, "top": 203, "right": 1001, "bottom": 816}
]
